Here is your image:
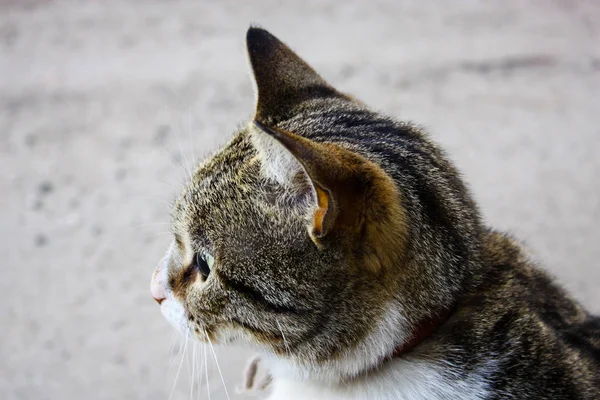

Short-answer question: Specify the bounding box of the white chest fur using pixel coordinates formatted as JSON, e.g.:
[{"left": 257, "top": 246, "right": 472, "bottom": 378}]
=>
[{"left": 267, "top": 357, "right": 491, "bottom": 400}]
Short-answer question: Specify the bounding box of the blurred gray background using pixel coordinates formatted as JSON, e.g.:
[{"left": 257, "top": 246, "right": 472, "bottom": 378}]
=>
[{"left": 1, "top": 1, "right": 599, "bottom": 399}]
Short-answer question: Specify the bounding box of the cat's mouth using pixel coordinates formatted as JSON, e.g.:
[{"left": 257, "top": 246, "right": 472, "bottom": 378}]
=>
[
  {"left": 153, "top": 283, "right": 218, "bottom": 343},
  {"left": 156, "top": 294, "right": 189, "bottom": 334}
]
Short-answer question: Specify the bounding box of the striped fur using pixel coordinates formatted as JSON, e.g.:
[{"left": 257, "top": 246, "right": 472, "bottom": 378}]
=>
[{"left": 152, "top": 27, "right": 600, "bottom": 399}]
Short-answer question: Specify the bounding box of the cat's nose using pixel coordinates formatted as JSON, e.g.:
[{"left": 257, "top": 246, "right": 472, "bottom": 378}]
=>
[{"left": 150, "top": 269, "right": 167, "bottom": 305}]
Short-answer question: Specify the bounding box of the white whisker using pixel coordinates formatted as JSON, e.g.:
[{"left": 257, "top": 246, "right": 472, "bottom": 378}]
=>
[
  {"left": 204, "top": 338, "right": 211, "bottom": 400},
  {"left": 154, "top": 176, "right": 184, "bottom": 191},
  {"left": 156, "top": 137, "right": 193, "bottom": 180},
  {"left": 131, "top": 105, "right": 191, "bottom": 185},
  {"left": 187, "top": 108, "right": 197, "bottom": 172},
  {"left": 169, "top": 109, "right": 194, "bottom": 181},
  {"left": 186, "top": 335, "right": 193, "bottom": 382},
  {"left": 205, "top": 330, "right": 230, "bottom": 400},
  {"left": 169, "top": 331, "right": 188, "bottom": 400},
  {"left": 190, "top": 342, "right": 196, "bottom": 400},
  {"left": 196, "top": 343, "right": 204, "bottom": 400},
  {"left": 142, "top": 232, "right": 174, "bottom": 242},
  {"left": 135, "top": 196, "right": 174, "bottom": 208},
  {"left": 167, "top": 332, "right": 179, "bottom": 371},
  {"left": 133, "top": 222, "right": 171, "bottom": 228},
  {"left": 276, "top": 318, "right": 291, "bottom": 357}
]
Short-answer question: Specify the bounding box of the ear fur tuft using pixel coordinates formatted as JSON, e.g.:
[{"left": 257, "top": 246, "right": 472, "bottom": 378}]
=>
[
  {"left": 250, "top": 120, "right": 337, "bottom": 242},
  {"left": 248, "top": 121, "right": 304, "bottom": 187}
]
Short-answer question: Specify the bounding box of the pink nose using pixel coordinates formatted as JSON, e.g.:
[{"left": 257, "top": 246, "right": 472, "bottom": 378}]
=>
[{"left": 151, "top": 269, "right": 167, "bottom": 304}]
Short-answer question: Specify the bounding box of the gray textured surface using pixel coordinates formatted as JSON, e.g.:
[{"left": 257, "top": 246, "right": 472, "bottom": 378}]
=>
[{"left": 1, "top": 1, "right": 599, "bottom": 399}]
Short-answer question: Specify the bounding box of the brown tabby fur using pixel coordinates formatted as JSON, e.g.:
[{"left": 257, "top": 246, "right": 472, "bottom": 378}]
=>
[{"left": 158, "top": 27, "right": 600, "bottom": 399}]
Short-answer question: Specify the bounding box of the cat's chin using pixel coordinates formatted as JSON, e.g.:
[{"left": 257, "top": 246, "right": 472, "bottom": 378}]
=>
[{"left": 160, "top": 297, "right": 190, "bottom": 336}]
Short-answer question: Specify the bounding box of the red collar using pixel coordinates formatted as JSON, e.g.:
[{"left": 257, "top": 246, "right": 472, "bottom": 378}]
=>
[{"left": 391, "top": 307, "right": 454, "bottom": 359}]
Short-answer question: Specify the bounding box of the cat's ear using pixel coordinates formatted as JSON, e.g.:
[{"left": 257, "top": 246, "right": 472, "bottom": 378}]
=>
[
  {"left": 250, "top": 120, "right": 407, "bottom": 264},
  {"left": 246, "top": 27, "right": 344, "bottom": 122},
  {"left": 250, "top": 120, "right": 339, "bottom": 242}
]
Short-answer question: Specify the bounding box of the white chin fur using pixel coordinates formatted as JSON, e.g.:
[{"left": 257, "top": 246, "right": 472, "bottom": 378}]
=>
[
  {"left": 156, "top": 242, "right": 192, "bottom": 337},
  {"left": 264, "top": 305, "right": 411, "bottom": 384},
  {"left": 160, "top": 297, "right": 189, "bottom": 335}
]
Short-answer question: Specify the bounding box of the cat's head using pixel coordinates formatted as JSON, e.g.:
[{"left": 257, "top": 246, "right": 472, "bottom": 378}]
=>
[{"left": 151, "top": 27, "right": 482, "bottom": 382}]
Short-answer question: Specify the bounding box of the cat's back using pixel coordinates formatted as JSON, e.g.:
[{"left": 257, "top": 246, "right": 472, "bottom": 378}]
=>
[
  {"left": 479, "top": 229, "right": 600, "bottom": 350},
  {"left": 442, "top": 229, "right": 600, "bottom": 399}
]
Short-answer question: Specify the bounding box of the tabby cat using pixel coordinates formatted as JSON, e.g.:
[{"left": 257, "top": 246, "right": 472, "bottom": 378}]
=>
[{"left": 150, "top": 27, "right": 600, "bottom": 399}]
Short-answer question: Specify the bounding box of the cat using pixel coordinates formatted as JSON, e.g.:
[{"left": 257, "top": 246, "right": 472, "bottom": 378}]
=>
[{"left": 150, "top": 27, "right": 600, "bottom": 399}]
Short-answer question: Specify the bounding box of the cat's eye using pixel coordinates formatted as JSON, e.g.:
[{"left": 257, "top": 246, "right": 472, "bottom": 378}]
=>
[{"left": 194, "top": 251, "right": 214, "bottom": 280}]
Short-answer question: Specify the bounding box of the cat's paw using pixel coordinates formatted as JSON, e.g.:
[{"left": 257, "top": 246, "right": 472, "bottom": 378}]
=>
[{"left": 237, "top": 355, "right": 272, "bottom": 395}]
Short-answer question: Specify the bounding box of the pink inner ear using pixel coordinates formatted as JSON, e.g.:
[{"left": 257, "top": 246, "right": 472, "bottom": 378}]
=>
[{"left": 313, "top": 185, "right": 330, "bottom": 237}]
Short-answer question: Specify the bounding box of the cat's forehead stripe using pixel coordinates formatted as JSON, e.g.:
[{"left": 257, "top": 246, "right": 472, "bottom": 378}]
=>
[
  {"left": 173, "top": 131, "right": 260, "bottom": 242},
  {"left": 187, "top": 133, "right": 253, "bottom": 193}
]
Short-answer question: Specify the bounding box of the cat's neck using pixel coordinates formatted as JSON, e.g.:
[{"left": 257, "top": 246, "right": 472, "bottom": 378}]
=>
[
  {"left": 390, "top": 305, "right": 454, "bottom": 359},
  {"left": 266, "top": 306, "right": 488, "bottom": 400},
  {"left": 267, "top": 304, "right": 455, "bottom": 385}
]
